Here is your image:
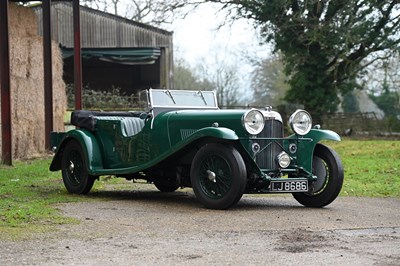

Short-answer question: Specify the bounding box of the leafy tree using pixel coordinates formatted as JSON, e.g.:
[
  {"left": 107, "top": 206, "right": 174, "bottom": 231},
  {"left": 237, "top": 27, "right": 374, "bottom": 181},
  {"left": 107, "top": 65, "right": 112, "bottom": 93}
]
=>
[
  {"left": 370, "top": 87, "right": 400, "bottom": 117},
  {"left": 370, "top": 84, "right": 400, "bottom": 131},
  {"left": 341, "top": 91, "right": 360, "bottom": 113},
  {"left": 167, "top": 0, "right": 400, "bottom": 121}
]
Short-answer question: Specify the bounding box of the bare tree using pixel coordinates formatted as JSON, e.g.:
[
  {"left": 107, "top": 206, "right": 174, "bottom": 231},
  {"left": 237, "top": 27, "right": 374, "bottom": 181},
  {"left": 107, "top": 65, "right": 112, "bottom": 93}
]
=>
[
  {"left": 251, "top": 53, "right": 289, "bottom": 107},
  {"left": 173, "top": 54, "right": 241, "bottom": 107},
  {"left": 81, "top": 0, "right": 175, "bottom": 26},
  {"left": 173, "top": 58, "right": 204, "bottom": 90},
  {"left": 81, "top": 0, "right": 110, "bottom": 13},
  {"left": 196, "top": 56, "right": 240, "bottom": 107},
  {"left": 361, "top": 51, "right": 400, "bottom": 96}
]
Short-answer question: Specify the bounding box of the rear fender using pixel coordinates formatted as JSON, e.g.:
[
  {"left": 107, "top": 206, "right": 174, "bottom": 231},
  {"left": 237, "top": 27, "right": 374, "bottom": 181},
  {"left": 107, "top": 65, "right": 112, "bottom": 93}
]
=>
[{"left": 49, "top": 129, "right": 103, "bottom": 175}]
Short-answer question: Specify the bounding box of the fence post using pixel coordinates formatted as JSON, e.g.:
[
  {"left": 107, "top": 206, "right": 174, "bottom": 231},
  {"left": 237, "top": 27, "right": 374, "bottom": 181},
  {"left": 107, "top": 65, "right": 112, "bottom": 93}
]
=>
[{"left": 0, "top": 0, "right": 12, "bottom": 165}]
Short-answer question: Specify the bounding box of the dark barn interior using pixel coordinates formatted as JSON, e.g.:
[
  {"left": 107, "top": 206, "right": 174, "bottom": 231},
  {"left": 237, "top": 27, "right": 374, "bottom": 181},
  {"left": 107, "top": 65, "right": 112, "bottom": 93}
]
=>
[
  {"left": 62, "top": 48, "right": 163, "bottom": 94},
  {"left": 34, "top": 1, "right": 174, "bottom": 94}
]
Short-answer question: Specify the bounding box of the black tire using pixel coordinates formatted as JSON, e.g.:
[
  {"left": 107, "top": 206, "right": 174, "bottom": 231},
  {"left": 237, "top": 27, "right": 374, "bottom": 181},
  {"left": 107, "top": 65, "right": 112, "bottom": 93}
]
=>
[
  {"left": 293, "top": 143, "right": 344, "bottom": 207},
  {"left": 190, "top": 143, "right": 247, "bottom": 210},
  {"left": 154, "top": 178, "right": 180, "bottom": 192},
  {"left": 61, "top": 140, "right": 95, "bottom": 194}
]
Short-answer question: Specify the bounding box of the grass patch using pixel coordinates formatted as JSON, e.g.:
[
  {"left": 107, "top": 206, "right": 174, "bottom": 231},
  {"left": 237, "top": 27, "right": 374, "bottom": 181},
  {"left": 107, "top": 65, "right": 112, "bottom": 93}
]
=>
[
  {"left": 327, "top": 139, "right": 400, "bottom": 197},
  {"left": 0, "top": 158, "right": 136, "bottom": 238},
  {"left": 0, "top": 158, "right": 84, "bottom": 238}
]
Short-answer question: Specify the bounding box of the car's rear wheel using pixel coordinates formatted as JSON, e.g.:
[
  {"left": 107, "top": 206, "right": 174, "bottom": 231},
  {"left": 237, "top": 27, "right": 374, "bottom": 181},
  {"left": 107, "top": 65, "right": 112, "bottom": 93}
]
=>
[
  {"left": 190, "top": 143, "right": 247, "bottom": 210},
  {"left": 293, "top": 143, "right": 344, "bottom": 207},
  {"left": 154, "top": 178, "right": 180, "bottom": 192},
  {"left": 61, "top": 140, "right": 95, "bottom": 194}
]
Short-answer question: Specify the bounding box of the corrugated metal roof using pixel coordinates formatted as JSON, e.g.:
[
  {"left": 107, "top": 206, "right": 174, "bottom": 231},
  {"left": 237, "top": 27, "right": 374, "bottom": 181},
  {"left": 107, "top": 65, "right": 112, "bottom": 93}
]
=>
[{"left": 33, "top": 2, "right": 173, "bottom": 49}]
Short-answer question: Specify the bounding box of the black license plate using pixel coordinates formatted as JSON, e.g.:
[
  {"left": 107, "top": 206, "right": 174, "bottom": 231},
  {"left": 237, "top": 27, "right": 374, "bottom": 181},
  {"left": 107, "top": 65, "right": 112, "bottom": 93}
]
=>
[{"left": 270, "top": 180, "right": 308, "bottom": 192}]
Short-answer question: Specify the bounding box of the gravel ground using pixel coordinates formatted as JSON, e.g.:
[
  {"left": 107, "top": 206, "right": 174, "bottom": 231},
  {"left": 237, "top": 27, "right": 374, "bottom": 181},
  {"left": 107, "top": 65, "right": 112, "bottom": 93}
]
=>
[{"left": 1, "top": 186, "right": 400, "bottom": 265}]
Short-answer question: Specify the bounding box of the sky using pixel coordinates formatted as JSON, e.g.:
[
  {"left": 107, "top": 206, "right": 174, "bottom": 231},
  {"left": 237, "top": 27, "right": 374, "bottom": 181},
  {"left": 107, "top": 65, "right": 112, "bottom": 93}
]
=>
[
  {"left": 168, "top": 4, "right": 271, "bottom": 66},
  {"left": 165, "top": 4, "right": 272, "bottom": 102}
]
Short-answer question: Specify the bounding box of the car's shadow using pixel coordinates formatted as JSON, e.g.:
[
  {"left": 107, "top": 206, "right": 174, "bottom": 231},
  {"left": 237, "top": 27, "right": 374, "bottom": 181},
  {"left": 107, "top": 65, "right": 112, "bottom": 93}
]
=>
[
  {"left": 86, "top": 187, "right": 199, "bottom": 206},
  {"left": 82, "top": 186, "right": 309, "bottom": 211}
]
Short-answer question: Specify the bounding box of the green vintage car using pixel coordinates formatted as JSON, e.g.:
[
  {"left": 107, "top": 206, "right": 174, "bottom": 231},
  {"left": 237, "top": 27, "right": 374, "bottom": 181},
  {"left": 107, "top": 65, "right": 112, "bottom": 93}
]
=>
[{"left": 50, "top": 89, "right": 344, "bottom": 209}]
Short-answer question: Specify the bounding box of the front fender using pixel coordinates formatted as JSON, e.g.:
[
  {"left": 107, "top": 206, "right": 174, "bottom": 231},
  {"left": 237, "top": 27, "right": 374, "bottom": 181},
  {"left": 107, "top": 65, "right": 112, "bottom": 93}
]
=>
[
  {"left": 187, "top": 127, "right": 239, "bottom": 141},
  {"left": 288, "top": 128, "right": 341, "bottom": 144},
  {"left": 304, "top": 129, "right": 341, "bottom": 143},
  {"left": 167, "top": 126, "right": 239, "bottom": 156},
  {"left": 288, "top": 129, "right": 341, "bottom": 173},
  {"left": 49, "top": 129, "right": 103, "bottom": 175}
]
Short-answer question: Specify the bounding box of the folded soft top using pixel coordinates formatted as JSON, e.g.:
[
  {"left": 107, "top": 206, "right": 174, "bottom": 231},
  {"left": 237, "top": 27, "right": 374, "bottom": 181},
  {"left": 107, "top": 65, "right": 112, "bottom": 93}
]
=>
[{"left": 71, "top": 110, "right": 144, "bottom": 131}]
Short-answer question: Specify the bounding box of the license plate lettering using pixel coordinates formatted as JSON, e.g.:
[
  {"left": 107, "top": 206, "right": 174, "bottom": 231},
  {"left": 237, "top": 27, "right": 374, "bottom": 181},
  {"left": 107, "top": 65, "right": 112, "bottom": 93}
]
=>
[{"left": 270, "top": 180, "right": 308, "bottom": 192}]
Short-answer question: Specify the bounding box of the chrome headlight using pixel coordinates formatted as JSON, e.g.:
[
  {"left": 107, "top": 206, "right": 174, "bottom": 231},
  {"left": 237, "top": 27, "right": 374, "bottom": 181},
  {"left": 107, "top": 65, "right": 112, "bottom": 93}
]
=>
[
  {"left": 276, "top": 151, "right": 291, "bottom": 168},
  {"left": 242, "top": 110, "right": 265, "bottom": 135},
  {"left": 289, "top": 109, "right": 312, "bottom": 136}
]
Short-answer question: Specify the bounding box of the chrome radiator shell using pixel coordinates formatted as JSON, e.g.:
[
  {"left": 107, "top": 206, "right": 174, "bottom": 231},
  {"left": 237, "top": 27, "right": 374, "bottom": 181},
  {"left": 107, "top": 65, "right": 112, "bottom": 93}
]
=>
[{"left": 255, "top": 109, "right": 284, "bottom": 170}]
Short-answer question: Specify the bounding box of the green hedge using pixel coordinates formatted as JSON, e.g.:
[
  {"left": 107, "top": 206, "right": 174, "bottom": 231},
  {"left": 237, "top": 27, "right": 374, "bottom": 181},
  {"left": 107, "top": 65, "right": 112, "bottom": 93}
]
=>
[{"left": 66, "top": 84, "right": 140, "bottom": 110}]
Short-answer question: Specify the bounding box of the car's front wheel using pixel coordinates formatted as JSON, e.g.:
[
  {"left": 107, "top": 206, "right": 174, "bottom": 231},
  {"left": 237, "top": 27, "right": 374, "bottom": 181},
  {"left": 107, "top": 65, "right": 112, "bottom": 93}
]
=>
[
  {"left": 61, "top": 140, "right": 95, "bottom": 194},
  {"left": 190, "top": 143, "right": 247, "bottom": 210},
  {"left": 293, "top": 143, "right": 344, "bottom": 207}
]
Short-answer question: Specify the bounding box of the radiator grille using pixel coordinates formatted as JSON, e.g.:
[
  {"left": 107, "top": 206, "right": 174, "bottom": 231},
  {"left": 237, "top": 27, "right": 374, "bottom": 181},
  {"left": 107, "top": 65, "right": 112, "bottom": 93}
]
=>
[{"left": 256, "top": 119, "right": 283, "bottom": 170}]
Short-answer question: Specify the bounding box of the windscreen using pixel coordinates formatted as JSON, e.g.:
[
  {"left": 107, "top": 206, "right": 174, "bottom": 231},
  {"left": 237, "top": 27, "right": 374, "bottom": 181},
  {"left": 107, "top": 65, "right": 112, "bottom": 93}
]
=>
[{"left": 150, "top": 90, "right": 218, "bottom": 108}]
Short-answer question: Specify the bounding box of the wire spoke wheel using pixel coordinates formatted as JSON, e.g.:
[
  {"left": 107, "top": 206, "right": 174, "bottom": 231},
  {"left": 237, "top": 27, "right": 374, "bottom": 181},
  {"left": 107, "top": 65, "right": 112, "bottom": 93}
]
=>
[
  {"left": 293, "top": 143, "right": 344, "bottom": 207},
  {"left": 65, "top": 150, "right": 84, "bottom": 186},
  {"left": 198, "top": 155, "right": 233, "bottom": 199},
  {"left": 310, "top": 156, "right": 329, "bottom": 195},
  {"left": 61, "top": 140, "right": 95, "bottom": 194},
  {"left": 191, "top": 143, "right": 246, "bottom": 210}
]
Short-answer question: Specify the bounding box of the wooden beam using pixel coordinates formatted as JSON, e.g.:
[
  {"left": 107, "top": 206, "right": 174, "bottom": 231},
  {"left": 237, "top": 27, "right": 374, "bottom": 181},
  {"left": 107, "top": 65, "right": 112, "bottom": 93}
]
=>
[
  {"left": 73, "top": 0, "right": 82, "bottom": 110},
  {"left": 43, "top": 0, "right": 53, "bottom": 149},
  {"left": 0, "top": 0, "right": 12, "bottom": 165}
]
